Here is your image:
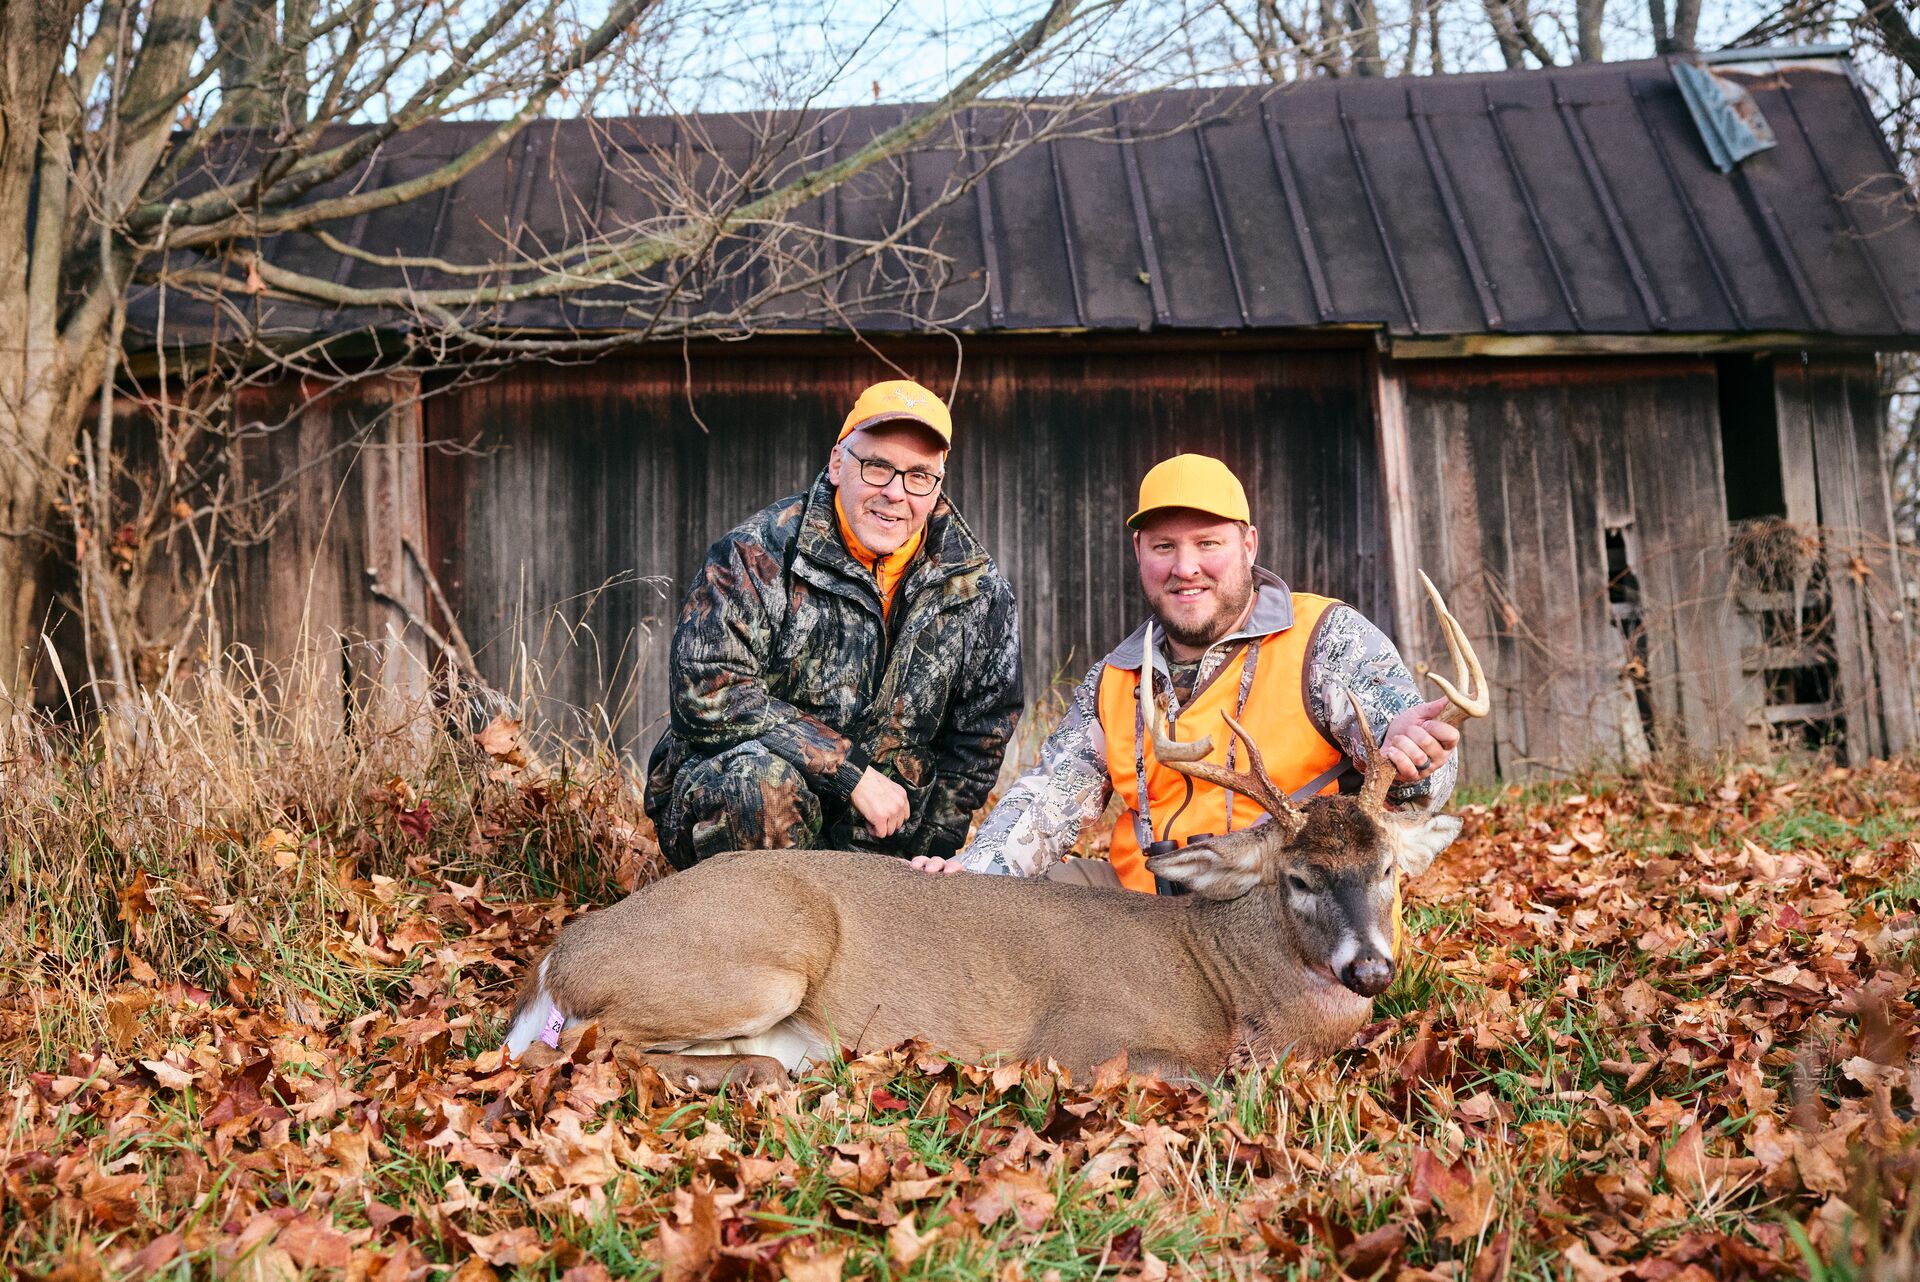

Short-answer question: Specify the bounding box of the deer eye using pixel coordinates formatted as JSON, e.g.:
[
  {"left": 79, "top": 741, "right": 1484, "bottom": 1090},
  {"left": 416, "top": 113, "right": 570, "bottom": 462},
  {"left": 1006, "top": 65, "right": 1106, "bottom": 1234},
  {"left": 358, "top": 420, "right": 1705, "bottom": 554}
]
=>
[{"left": 1286, "top": 874, "right": 1314, "bottom": 897}]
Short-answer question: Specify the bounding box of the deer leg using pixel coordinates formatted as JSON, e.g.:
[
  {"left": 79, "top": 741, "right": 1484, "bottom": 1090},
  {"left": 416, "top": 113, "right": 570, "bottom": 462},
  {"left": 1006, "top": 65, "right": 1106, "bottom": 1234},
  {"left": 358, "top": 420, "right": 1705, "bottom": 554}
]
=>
[
  {"left": 619, "top": 1050, "right": 791, "bottom": 1092},
  {"left": 1123, "top": 1050, "right": 1211, "bottom": 1087},
  {"left": 544, "top": 952, "right": 827, "bottom": 1072}
]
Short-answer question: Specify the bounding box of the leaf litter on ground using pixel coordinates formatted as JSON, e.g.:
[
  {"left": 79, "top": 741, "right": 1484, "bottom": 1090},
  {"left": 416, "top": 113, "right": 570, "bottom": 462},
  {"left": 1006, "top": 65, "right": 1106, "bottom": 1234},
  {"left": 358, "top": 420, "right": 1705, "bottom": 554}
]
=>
[{"left": 4, "top": 756, "right": 1919, "bottom": 1280}]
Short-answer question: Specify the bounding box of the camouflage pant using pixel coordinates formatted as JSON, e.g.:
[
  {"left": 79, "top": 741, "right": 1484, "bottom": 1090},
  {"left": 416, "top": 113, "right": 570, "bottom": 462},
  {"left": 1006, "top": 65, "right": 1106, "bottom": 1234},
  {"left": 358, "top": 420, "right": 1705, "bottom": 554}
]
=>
[{"left": 656, "top": 739, "right": 862, "bottom": 869}]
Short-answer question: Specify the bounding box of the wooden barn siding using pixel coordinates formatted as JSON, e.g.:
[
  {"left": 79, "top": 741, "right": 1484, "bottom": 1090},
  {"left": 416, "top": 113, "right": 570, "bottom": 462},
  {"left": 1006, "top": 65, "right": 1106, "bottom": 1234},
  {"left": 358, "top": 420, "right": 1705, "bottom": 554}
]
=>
[
  {"left": 1390, "top": 357, "right": 1745, "bottom": 780},
  {"left": 421, "top": 344, "right": 1385, "bottom": 756},
  {"left": 220, "top": 374, "right": 430, "bottom": 694},
  {"left": 1773, "top": 354, "right": 1917, "bottom": 759}
]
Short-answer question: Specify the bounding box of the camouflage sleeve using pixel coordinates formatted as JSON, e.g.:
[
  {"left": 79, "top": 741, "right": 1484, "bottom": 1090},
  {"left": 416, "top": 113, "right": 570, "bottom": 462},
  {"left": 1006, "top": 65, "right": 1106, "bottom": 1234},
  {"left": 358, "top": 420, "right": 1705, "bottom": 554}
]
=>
[
  {"left": 907, "top": 578, "right": 1025, "bottom": 859},
  {"left": 668, "top": 534, "right": 866, "bottom": 799},
  {"left": 956, "top": 660, "right": 1113, "bottom": 876},
  {"left": 1305, "top": 605, "right": 1458, "bottom": 811}
]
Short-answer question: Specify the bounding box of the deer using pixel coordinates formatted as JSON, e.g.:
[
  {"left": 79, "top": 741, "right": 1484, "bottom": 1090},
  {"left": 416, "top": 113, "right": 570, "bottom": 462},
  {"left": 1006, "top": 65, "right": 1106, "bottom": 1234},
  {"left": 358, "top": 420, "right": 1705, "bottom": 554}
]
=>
[{"left": 503, "top": 572, "right": 1487, "bottom": 1088}]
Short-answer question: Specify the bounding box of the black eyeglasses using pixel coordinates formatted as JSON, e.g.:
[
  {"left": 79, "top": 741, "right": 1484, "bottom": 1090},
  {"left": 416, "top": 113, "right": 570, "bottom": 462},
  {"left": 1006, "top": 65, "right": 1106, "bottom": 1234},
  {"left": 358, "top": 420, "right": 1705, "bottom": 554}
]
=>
[{"left": 845, "top": 448, "right": 944, "bottom": 498}]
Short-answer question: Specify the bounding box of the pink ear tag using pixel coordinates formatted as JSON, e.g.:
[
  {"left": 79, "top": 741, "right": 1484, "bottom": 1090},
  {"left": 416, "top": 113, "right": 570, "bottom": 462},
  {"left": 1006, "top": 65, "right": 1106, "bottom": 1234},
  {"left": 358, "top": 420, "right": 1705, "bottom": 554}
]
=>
[{"left": 540, "top": 1004, "right": 566, "bottom": 1048}]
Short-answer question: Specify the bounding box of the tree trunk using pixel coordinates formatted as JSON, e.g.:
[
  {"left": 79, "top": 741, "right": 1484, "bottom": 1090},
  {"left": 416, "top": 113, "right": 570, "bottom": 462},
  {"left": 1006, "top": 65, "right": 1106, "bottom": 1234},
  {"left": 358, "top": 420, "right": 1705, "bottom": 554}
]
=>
[
  {"left": 1648, "top": 0, "right": 1671, "bottom": 52},
  {"left": 0, "top": 537, "right": 35, "bottom": 685},
  {"left": 1345, "top": 0, "right": 1383, "bottom": 75},
  {"left": 1483, "top": 0, "right": 1529, "bottom": 69},
  {"left": 0, "top": 455, "right": 58, "bottom": 687},
  {"left": 1670, "top": 0, "right": 1699, "bottom": 53},
  {"left": 1577, "top": 0, "right": 1605, "bottom": 61},
  {"left": 211, "top": 0, "right": 279, "bottom": 126},
  {"left": 1865, "top": 0, "right": 1920, "bottom": 77}
]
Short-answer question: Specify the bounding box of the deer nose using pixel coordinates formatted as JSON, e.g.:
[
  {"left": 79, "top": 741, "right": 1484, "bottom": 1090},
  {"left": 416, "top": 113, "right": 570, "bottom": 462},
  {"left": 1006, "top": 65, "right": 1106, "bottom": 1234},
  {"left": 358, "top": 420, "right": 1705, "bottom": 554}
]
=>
[{"left": 1341, "top": 957, "right": 1395, "bottom": 997}]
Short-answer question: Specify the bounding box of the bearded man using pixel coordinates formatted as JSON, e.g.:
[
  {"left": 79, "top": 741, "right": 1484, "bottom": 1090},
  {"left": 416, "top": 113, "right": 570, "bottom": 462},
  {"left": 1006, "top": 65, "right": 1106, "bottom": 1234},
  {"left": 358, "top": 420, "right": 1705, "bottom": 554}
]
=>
[
  {"left": 912, "top": 453, "right": 1457, "bottom": 892},
  {"left": 646, "top": 379, "right": 1022, "bottom": 868}
]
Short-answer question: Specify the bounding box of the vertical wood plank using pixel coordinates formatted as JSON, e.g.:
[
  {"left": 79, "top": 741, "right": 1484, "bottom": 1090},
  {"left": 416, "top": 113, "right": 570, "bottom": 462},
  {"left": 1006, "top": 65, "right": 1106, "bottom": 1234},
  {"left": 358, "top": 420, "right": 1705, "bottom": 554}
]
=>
[
  {"left": 1621, "top": 367, "right": 1741, "bottom": 754},
  {"left": 1369, "top": 352, "right": 1420, "bottom": 650},
  {"left": 1805, "top": 355, "right": 1896, "bottom": 760},
  {"left": 1839, "top": 359, "right": 1918, "bottom": 753},
  {"left": 359, "top": 373, "right": 433, "bottom": 703},
  {"left": 1772, "top": 357, "right": 1820, "bottom": 529}
]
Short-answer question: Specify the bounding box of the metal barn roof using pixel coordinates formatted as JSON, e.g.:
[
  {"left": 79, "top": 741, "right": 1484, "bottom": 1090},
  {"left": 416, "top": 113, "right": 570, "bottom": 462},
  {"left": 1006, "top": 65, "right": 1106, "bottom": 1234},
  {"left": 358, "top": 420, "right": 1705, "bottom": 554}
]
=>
[{"left": 135, "top": 52, "right": 1920, "bottom": 348}]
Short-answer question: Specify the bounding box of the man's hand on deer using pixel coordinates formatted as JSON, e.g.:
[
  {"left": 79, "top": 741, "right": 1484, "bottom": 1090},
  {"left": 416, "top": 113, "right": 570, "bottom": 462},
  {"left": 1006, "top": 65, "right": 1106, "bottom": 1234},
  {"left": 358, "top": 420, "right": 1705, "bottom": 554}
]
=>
[
  {"left": 907, "top": 855, "right": 968, "bottom": 875},
  {"left": 851, "top": 767, "right": 911, "bottom": 838},
  {"left": 1382, "top": 699, "right": 1461, "bottom": 782}
]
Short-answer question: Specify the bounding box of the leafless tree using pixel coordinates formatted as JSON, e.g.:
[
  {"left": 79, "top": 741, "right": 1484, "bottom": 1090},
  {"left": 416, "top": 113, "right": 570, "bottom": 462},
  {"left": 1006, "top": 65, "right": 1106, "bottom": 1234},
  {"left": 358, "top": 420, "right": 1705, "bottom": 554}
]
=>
[
  {"left": 0, "top": 0, "right": 1155, "bottom": 709},
  {"left": 1210, "top": 0, "right": 1717, "bottom": 76}
]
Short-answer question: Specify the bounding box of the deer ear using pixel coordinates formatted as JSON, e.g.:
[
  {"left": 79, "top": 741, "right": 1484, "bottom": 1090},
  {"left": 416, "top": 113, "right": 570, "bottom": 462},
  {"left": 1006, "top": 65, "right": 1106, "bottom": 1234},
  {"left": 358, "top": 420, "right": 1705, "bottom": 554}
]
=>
[
  {"left": 1144, "top": 825, "right": 1277, "bottom": 900},
  {"left": 1384, "top": 813, "right": 1462, "bottom": 879}
]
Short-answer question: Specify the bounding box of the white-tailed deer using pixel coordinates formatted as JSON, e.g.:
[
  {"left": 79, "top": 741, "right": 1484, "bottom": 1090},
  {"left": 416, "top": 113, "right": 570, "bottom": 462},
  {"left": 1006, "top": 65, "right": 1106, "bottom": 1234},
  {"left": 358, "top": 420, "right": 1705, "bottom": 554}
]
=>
[{"left": 505, "top": 573, "right": 1487, "bottom": 1087}]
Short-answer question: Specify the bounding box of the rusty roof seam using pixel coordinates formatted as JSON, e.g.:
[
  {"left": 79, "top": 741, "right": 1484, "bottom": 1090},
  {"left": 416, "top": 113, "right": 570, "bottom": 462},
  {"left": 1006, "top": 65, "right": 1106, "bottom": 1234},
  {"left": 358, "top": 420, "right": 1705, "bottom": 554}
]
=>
[
  {"left": 1045, "top": 139, "right": 1088, "bottom": 328},
  {"left": 1733, "top": 165, "right": 1828, "bottom": 331},
  {"left": 816, "top": 123, "right": 844, "bottom": 307},
  {"left": 1194, "top": 125, "right": 1250, "bottom": 325},
  {"left": 571, "top": 133, "right": 614, "bottom": 330},
  {"left": 1625, "top": 77, "right": 1746, "bottom": 330},
  {"left": 1258, "top": 97, "right": 1333, "bottom": 323},
  {"left": 1483, "top": 82, "right": 1583, "bottom": 331},
  {"left": 425, "top": 166, "right": 462, "bottom": 295},
  {"left": 506, "top": 128, "right": 542, "bottom": 273},
  {"left": 1338, "top": 86, "right": 1419, "bottom": 334},
  {"left": 1408, "top": 85, "right": 1504, "bottom": 331},
  {"left": 968, "top": 120, "right": 1008, "bottom": 327},
  {"left": 1553, "top": 86, "right": 1668, "bottom": 330},
  {"left": 1771, "top": 75, "right": 1910, "bottom": 333},
  {"left": 1113, "top": 104, "right": 1170, "bottom": 329}
]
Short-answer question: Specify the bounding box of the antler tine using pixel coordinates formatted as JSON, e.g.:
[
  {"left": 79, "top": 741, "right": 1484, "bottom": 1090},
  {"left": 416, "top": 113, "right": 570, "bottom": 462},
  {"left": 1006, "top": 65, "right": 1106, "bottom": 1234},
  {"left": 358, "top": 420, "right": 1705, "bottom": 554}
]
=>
[
  {"left": 1141, "top": 621, "right": 1212, "bottom": 764},
  {"left": 1417, "top": 570, "right": 1489, "bottom": 728},
  {"left": 1345, "top": 686, "right": 1396, "bottom": 815},
  {"left": 1160, "top": 712, "right": 1299, "bottom": 820},
  {"left": 1140, "top": 622, "right": 1303, "bottom": 830}
]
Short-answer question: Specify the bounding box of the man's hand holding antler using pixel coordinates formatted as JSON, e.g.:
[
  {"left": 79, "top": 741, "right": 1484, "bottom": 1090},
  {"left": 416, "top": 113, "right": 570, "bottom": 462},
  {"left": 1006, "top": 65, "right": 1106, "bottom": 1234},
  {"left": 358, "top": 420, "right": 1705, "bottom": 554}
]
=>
[{"left": 1381, "top": 699, "right": 1461, "bottom": 783}]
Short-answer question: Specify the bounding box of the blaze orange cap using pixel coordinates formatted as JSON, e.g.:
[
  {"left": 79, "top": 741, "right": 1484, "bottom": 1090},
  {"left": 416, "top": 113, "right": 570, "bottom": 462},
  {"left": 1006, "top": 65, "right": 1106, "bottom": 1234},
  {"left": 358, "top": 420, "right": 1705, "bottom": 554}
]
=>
[
  {"left": 838, "top": 379, "right": 952, "bottom": 446},
  {"left": 1128, "top": 454, "right": 1251, "bottom": 529}
]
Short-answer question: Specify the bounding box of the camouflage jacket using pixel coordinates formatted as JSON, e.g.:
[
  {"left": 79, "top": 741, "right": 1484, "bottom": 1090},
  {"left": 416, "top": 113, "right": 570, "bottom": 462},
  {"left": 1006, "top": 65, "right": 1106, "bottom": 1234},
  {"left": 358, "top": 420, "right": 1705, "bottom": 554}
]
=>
[
  {"left": 961, "top": 569, "right": 1458, "bottom": 877},
  {"left": 645, "top": 470, "right": 1023, "bottom": 859}
]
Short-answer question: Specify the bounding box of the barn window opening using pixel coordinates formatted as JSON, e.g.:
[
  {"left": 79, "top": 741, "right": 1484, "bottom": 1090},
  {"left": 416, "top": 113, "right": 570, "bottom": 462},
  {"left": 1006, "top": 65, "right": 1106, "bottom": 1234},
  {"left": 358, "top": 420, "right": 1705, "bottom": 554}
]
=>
[
  {"left": 1605, "top": 525, "right": 1658, "bottom": 755},
  {"left": 1718, "top": 354, "right": 1786, "bottom": 521}
]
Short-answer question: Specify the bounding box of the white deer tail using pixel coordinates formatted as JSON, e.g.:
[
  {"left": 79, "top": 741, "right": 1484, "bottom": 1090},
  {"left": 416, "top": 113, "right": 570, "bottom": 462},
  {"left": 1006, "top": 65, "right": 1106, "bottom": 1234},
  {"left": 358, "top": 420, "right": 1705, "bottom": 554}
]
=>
[{"left": 503, "top": 956, "right": 572, "bottom": 1057}]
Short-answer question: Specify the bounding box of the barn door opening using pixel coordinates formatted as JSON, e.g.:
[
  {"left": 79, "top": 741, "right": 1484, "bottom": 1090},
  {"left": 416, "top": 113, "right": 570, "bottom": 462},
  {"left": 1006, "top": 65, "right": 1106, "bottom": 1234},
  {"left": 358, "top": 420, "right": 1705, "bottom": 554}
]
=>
[{"left": 1717, "top": 354, "right": 1844, "bottom": 753}]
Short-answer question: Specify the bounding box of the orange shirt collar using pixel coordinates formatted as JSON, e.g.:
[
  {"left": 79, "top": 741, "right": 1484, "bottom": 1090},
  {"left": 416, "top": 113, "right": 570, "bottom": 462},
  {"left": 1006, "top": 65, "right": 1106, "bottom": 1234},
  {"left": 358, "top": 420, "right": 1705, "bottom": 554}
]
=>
[{"left": 835, "top": 491, "right": 925, "bottom": 619}]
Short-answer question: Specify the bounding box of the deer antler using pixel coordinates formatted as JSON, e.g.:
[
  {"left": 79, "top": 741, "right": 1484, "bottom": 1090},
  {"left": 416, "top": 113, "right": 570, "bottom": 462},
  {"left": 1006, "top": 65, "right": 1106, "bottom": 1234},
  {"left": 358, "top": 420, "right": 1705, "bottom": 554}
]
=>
[
  {"left": 1349, "top": 571, "right": 1491, "bottom": 815},
  {"left": 1347, "top": 686, "right": 1397, "bottom": 814},
  {"left": 1141, "top": 621, "right": 1304, "bottom": 832},
  {"left": 1419, "top": 569, "right": 1489, "bottom": 727}
]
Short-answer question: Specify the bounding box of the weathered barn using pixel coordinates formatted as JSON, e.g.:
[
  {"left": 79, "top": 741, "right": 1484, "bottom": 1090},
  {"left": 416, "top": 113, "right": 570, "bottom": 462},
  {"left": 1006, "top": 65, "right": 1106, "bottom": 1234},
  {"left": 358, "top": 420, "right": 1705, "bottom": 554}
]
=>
[{"left": 148, "top": 49, "right": 1920, "bottom": 779}]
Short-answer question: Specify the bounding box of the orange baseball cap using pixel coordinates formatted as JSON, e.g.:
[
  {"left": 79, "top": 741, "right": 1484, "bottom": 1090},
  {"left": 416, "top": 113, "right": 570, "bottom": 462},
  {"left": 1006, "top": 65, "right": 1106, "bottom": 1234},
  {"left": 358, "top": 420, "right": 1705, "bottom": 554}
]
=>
[
  {"left": 838, "top": 379, "right": 952, "bottom": 446},
  {"left": 1128, "top": 454, "right": 1251, "bottom": 529}
]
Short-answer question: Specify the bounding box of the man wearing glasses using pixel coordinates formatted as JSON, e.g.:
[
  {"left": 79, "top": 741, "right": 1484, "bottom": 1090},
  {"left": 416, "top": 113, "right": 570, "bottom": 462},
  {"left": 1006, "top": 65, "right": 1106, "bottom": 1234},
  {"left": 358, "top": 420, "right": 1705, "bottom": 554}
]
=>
[{"left": 645, "top": 379, "right": 1023, "bottom": 869}]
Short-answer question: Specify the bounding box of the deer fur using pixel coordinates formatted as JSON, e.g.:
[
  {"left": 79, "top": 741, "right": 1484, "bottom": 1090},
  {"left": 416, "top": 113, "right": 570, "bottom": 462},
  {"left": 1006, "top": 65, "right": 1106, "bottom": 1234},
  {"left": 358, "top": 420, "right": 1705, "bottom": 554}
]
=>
[
  {"left": 503, "top": 798, "right": 1460, "bottom": 1084},
  {"left": 504, "top": 572, "right": 1485, "bottom": 1087}
]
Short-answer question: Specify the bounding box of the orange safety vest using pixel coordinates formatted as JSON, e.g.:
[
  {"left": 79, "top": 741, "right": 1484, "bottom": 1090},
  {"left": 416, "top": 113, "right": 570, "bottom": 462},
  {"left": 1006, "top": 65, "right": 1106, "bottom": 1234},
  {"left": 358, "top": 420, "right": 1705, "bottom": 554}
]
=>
[{"left": 1096, "top": 593, "right": 1346, "bottom": 894}]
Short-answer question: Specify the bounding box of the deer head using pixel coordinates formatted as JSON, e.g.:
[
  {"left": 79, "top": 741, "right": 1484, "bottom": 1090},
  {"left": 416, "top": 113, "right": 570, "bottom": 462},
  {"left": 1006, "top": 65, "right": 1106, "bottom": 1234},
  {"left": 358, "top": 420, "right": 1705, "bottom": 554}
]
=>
[{"left": 1139, "top": 571, "right": 1487, "bottom": 998}]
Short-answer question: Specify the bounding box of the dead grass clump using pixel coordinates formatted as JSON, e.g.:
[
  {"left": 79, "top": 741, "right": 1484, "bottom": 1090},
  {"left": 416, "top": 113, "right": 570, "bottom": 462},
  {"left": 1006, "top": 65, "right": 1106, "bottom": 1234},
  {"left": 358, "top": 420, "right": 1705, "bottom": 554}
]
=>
[{"left": 0, "top": 636, "right": 662, "bottom": 1064}]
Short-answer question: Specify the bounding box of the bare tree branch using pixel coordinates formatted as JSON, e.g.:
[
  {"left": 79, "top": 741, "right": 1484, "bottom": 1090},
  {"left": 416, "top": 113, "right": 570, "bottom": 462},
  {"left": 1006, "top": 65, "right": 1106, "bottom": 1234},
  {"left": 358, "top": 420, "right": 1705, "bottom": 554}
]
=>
[{"left": 1863, "top": 0, "right": 1920, "bottom": 79}]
